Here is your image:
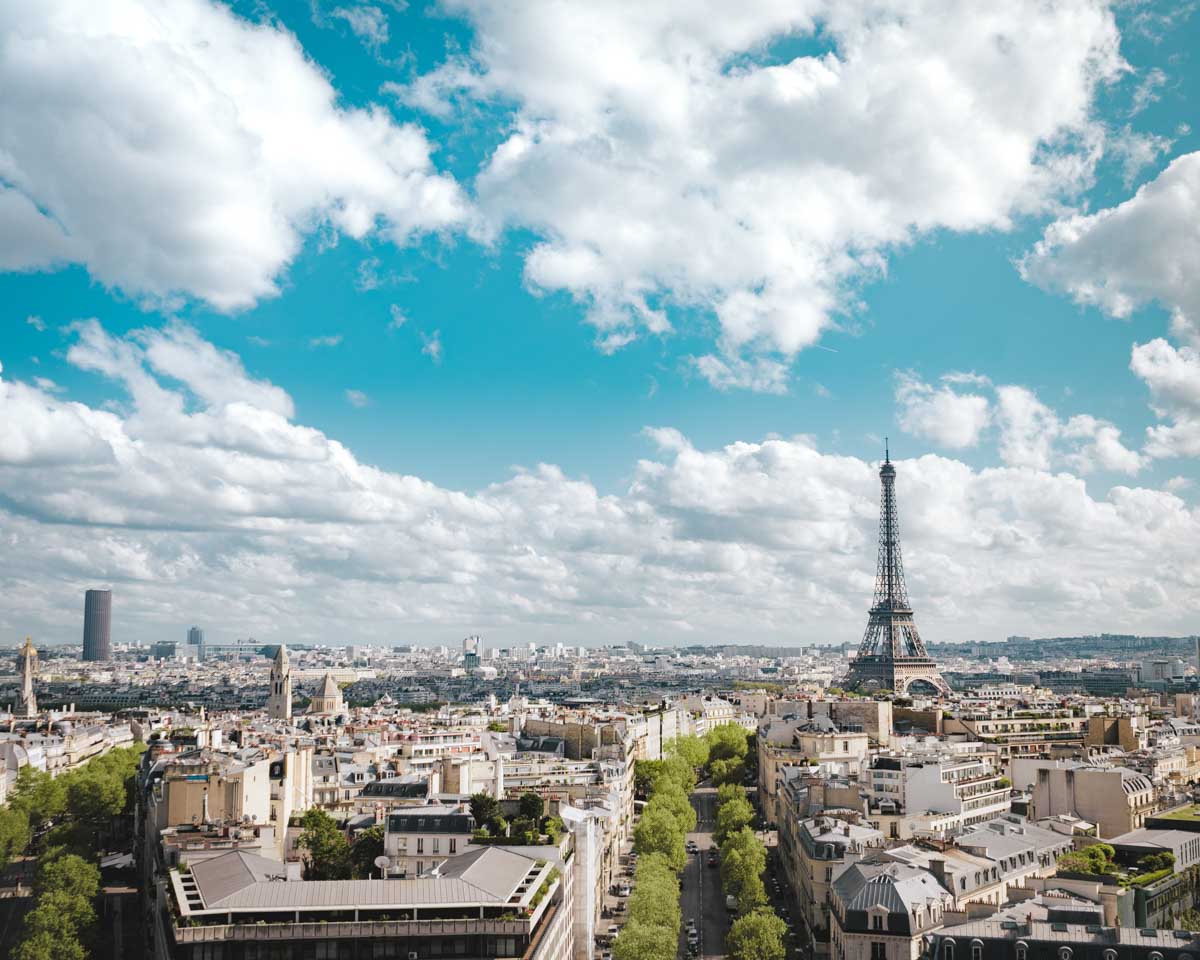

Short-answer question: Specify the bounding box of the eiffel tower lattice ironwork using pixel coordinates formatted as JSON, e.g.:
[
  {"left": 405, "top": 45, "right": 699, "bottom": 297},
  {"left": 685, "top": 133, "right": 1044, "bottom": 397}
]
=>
[{"left": 842, "top": 443, "right": 949, "bottom": 696}]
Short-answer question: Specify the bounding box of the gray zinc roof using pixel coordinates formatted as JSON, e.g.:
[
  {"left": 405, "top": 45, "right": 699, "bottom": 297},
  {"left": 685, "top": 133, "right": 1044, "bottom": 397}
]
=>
[
  {"left": 188, "top": 846, "right": 543, "bottom": 914},
  {"left": 834, "top": 862, "right": 952, "bottom": 914}
]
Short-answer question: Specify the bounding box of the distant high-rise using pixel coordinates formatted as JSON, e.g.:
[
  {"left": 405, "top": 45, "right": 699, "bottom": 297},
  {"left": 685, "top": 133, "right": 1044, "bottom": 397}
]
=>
[
  {"left": 188, "top": 625, "right": 205, "bottom": 660},
  {"left": 82, "top": 589, "right": 112, "bottom": 661}
]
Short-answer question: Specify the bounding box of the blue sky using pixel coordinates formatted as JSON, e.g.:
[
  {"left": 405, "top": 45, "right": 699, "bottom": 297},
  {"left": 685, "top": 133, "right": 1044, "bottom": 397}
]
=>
[{"left": 1, "top": 0, "right": 1198, "bottom": 647}]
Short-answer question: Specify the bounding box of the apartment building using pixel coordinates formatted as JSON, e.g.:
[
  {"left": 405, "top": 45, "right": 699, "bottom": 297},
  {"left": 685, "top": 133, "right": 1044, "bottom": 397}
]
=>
[
  {"left": 943, "top": 710, "right": 1086, "bottom": 767},
  {"left": 927, "top": 915, "right": 1195, "bottom": 960},
  {"left": 383, "top": 803, "right": 476, "bottom": 877},
  {"left": 868, "top": 753, "right": 1010, "bottom": 832},
  {"left": 783, "top": 815, "right": 886, "bottom": 957},
  {"left": 759, "top": 715, "right": 870, "bottom": 826},
  {"left": 829, "top": 861, "right": 954, "bottom": 960},
  {"left": 1027, "top": 761, "right": 1156, "bottom": 838}
]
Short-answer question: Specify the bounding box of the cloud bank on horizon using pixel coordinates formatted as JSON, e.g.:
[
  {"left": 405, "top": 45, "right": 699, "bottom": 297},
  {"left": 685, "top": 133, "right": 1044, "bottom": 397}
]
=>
[
  {"left": 0, "top": 0, "right": 1197, "bottom": 645},
  {"left": 1, "top": 321, "right": 1197, "bottom": 646}
]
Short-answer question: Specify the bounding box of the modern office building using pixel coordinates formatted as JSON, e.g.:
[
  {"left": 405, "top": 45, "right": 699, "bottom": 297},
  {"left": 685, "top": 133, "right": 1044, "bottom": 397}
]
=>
[
  {"left": 159, "top": 846, "right": 573, "bottom": 960},
  {"left": 188, "top": 625, "right": 205, "bottom": 660},
  {"left": 82, "top": 588, "right": 112, "bottom": 661}
]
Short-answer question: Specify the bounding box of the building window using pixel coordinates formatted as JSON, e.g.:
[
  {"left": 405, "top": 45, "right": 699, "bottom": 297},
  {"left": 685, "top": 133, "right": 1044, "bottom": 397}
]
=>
[
  {"left": 417, "top": 838, "right": 424, "bottom": 854},
  {"left": 945, "top": 942, "right": 955, "bottom": 960},
  {"left": 450, "top": 838, "right": 457, "bottom": 854},
  {"left": 972, "top": 941, "right": 983, "bottom": 960},
  {"left": 433, "top": 838, "right": 440, "bottom": 854},
  {"left": 872, "top": 943, "right": 887, "bottom": 960},
  {"left": 1058, "top": 949, "right": 1072, "bottom": 960}
]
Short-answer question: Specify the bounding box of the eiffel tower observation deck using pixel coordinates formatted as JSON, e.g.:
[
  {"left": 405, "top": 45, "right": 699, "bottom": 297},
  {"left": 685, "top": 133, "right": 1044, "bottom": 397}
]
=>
[{"left": 843, "top": 445, "right": 950, "bottom": 696}]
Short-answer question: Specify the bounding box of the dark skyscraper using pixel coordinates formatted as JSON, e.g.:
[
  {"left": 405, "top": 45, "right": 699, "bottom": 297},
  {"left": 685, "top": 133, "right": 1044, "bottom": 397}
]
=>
[
  {"left": 82, "top": 589, "right": 112, "bottom": 661},
  {"left": 188, "top": 625, "right": 205, "bottom": 660}
]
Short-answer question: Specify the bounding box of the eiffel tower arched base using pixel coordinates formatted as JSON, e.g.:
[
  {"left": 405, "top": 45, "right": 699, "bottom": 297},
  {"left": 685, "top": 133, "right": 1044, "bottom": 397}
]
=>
[{"left": 842, "top": 654, "right": 951, "bottom": 697}]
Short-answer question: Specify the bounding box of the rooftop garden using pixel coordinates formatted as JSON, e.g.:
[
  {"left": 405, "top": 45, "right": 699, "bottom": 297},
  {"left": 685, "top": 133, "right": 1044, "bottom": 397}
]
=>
[
  {"left": 1056, "top": 843, "right": 1175, "bottom": 887},
  {"left": 1161, "top": 805, "right": 1200, "bottom": 822}
]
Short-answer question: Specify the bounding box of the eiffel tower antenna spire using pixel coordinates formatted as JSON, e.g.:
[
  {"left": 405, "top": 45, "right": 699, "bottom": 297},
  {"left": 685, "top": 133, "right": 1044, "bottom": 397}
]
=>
[{"left": 842, "top": 453, "right": 949, "bottom": 696}]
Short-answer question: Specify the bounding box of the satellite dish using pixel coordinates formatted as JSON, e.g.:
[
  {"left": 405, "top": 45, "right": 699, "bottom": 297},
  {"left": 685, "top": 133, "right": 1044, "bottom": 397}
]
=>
[{"left": 374, "top": 855, "right": 391, "bottom": 879}]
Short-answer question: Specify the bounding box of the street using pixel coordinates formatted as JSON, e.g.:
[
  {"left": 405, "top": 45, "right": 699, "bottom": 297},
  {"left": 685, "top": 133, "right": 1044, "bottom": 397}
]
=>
[{"left": 684, "top": 785, "right": 730, "bottom": 959}]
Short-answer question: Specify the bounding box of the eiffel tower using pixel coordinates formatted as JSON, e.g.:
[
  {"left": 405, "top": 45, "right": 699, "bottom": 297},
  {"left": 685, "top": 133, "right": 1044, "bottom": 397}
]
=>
[{"left": 842, "top": 444, "right": 950, "bottom": 696}]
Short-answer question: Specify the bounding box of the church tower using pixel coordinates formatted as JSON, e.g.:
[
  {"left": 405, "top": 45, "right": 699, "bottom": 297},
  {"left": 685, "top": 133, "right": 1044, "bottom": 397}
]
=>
[
  {"left": 16, "top": 637, "right": 37, "bottom": 718},
  {"left": 267, "top": 644, "right": 292, "bottom": 720}
]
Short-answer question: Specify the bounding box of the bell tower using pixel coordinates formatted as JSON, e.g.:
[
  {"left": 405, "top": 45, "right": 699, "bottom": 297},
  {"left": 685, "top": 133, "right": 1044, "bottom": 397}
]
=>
[{"left": 267, "top": 644, "right": 292, "bottom": 720}]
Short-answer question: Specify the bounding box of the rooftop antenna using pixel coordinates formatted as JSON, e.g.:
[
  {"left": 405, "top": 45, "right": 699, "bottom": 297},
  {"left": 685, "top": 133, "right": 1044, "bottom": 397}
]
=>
[{"left": 885, "top": 436, "right": 890, "bottom": 463}]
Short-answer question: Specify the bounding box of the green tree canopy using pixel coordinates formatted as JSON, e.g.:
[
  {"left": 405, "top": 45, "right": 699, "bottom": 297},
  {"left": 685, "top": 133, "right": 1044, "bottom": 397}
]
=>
[
  {"left": 13, "top": 931, "right": 86, "bottom": 960},
  {"left": 0, "top": 806, "right": 31, "bottom": 870},
  {"left": 612, "top": 919, "right": 677, "bottom": 960},
  {"left": 715, "top": 794, "right": 755, "bottom": 845},
  {"left": 717, "top": 782, "right": 744, "bottom": 807},
  {"left": 1057, "top": 843, "right": 1117, "bottom": 876},
  {"left": 469, "top": 792, "right": 500, "bottom": 828},
  {"left": 350, "top": 825, "right": 386, "bottom": 879},
  {"left": 627, "top": 869, "right": 681, "bottom": 932},
  {"left": 711, "top": 756, "right": 746, "bottom": 787},
  {"left": 34, "top": 854, "right": 100, "bottom": 901},
  {"left": 660, "top": 754, "right": 698, "bottom": 793},
  {"left": 296, "top": 808, "right": 352, "bottom": 880},
  {"left": 728, "top": 908, "right": 788, "bottom": 960},
  {"left": 510, "top": 816, "right": 539, "bottom": 844},
  {"left": 9, "top": 766, "right": 67, "bottom": 829},
  {"left": 721, "top": 827, "right": 767, "bottom": 901},
  {"left": 667, "top": 734, "right": 710, "bottom": 770},
  {"left": 634, "top": 760, "right": 667, "bottom": 797},
  {"left": 66, "top": 769, "right": 126, "bottom": 825},
  {"left": 648, "top": 783, "right": 697, "bottom": 835},
  {"left": 706, "top": 724, "right": 750, "bottom": 763},
  {"left": 633, "top": 805, "right": 686, "bottom": 872},
  {"left": 518, "top": 792, "right": 544, "bottom": 821}
]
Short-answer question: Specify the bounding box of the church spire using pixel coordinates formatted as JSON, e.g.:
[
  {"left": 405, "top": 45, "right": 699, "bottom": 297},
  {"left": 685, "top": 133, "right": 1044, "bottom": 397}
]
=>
[
  {"left": 267, "top": 644, "right": 292, "bottom": 720},
  {"left": 17, "top": 637, "right": 37, "bottom": 718}
]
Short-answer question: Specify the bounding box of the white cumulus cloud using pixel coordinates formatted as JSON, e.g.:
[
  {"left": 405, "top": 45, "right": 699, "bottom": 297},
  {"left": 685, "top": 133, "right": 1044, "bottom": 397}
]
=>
[
  {"left": 1130, "top": 338, "right": 1200, "bottom": 458},
  {"left": 401, "top": 0, "right": 1123, "bottom": 378},
  {"left": 895, "top": 372, "right": 992, "bottom": 449},
  {"left": 1021, "top": 151, "right": 1200, "bottom": 346},
  {"left": 0, "top": 0, "right": 468, "bottom": 310}
]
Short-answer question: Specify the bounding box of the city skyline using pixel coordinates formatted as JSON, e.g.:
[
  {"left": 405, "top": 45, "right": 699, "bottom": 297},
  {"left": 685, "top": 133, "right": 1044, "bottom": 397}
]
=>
[{"left": 1, "top": 1, "right": 1198, "bottom": 648}]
